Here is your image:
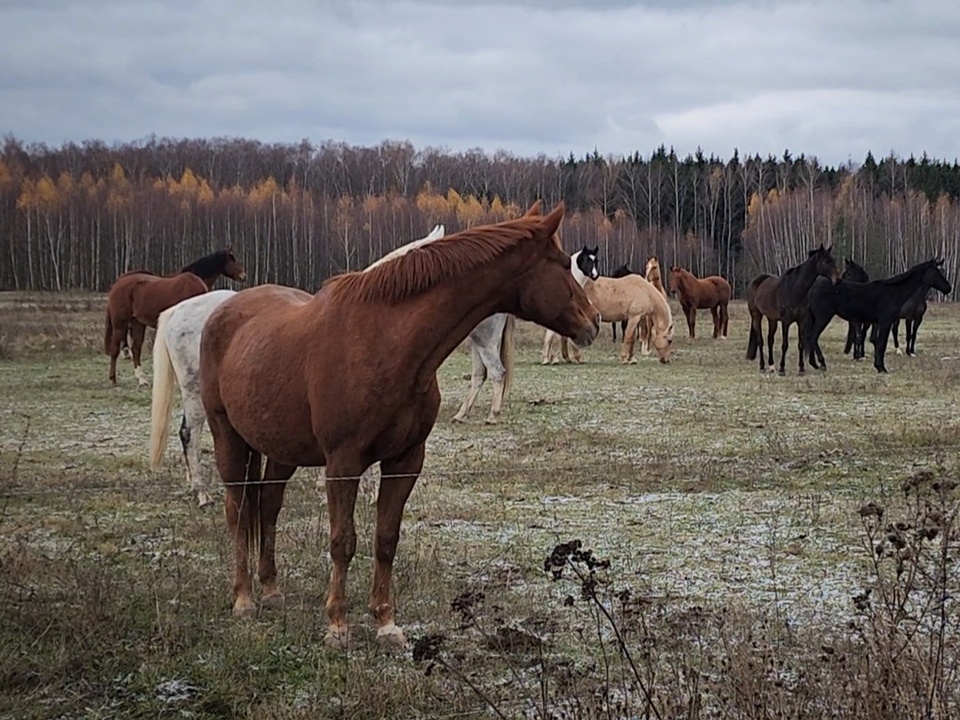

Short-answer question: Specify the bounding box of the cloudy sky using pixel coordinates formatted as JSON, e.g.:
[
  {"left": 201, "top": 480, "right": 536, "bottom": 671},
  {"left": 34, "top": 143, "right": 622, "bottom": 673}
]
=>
[{"left": 2, "top": 0, "right": 958, "bottom": 167}]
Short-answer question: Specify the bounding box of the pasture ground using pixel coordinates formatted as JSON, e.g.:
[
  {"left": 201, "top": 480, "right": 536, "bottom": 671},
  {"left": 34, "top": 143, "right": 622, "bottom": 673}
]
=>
[{"left": 2, "top": 291, "right": 960, "bottom": 719}]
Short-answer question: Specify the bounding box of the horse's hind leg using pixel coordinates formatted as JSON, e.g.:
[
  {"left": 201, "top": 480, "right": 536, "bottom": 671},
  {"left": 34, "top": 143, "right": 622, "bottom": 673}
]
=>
[
  {"left": 370, "top": 442, "right": 425, "bottom": 649},
  {"left": 107, "top": 321, "right": 128, "bottom": 385},
  {"left": 476, "top": 341, "right": 508, "bottom": 424},
  {"left": 720, "top": 302, "right": 729, "bottom": 339},
  {"left": 892, "top": 319, "right": 903, "bottom": 355},
  {"left": 711, "top": 306, "right": 721, "bottom": 339},
  {"left": 258, "top": 459, "right": 297, "bottom": 609},
  {"left": 766, "top": 318, "right": 778, "bottom": 372},
  {"left": 209, "top": 412, "right": 259, "bottom": 618},
  {"left": 778, "top": 320, "right": 791, "bottom": 376},
  {"left": 129, "top": 320, "right": 148, "bottom": 387},
  {"left": 452, "top": 345, "right": 486, "bottom": 423},
  {"left": 180, "top": 394, "right": 214, "bottom": 507}
]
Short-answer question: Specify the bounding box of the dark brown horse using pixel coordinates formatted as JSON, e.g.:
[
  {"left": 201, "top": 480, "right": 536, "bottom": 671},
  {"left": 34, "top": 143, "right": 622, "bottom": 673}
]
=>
[
  {"left": 104, "top": 248, "right": 246, "bottom": 385},
  {"left": 668, "top": 266, "right": 731, "bottom": 339},
  {"left": 745, "top": 244, "right": 841, "bottom": 375},
  {"left": 198, "top": 201, "right": 600, "bottom": 650}
]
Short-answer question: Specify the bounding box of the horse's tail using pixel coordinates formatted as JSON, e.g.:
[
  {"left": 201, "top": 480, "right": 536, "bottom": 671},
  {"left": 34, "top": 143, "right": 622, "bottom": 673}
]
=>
[
  {"left": 245, "top": 451, "right": 263, "bottom": 562},
  {"left": 500, "top": 315, "right": 516, "bottom": 404},
  {"left": 149, "top": 306, "right": 179, "bottom": 470},
  {"left": 103, "top": 306, "right": 113, "bottom": 355}
]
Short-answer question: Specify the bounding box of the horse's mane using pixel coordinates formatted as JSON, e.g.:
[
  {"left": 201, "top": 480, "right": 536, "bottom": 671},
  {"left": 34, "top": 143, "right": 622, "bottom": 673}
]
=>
[
  {"left": 876, "top": 260, "right": 937, "bottom": 286},
  {"left": 182, "top": 249, "right": 230, "bottom": 277},
  {"left": 324, "top": 217, "right": 551, "bottom": 304}
]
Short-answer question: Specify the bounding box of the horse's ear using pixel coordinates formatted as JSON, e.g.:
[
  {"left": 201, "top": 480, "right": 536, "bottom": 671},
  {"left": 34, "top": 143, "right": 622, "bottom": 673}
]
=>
[
  {"left": 541, "top": 201, "right": 565, "bottom": 238},
  {"left": 523, "top": 200, "right": 543, "bottom": 217},
  {"left": 590, "top": 245, "right": 599, "bottom": 255}
]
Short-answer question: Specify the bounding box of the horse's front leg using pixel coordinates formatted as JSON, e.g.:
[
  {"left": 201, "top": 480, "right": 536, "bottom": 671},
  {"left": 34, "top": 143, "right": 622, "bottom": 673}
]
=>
[
  {"left": 370, "top": 443, "right": 424, "bottom": 649},
  {"left": 872, "top": 321, "right": 893, "bottom": 373},
  {"left": 323, "top": 458, "right": 365, "bottom": 649}
]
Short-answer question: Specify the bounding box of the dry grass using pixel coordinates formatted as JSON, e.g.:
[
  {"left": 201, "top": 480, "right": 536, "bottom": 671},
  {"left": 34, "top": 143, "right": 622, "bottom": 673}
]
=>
[{"left": 2, "top": 291, "right": 960, "bottom": 718}]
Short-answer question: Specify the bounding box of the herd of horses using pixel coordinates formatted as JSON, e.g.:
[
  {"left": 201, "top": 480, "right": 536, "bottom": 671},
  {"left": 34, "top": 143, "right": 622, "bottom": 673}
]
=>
[{"left": 98, "top": 201, "right": 950, "bottom": 651}]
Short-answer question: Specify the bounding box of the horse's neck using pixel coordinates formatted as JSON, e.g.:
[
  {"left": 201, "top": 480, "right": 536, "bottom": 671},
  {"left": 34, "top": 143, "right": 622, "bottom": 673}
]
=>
[
  {"left": 570, "top": 261, "right": 588, "bottom": 287},
  {"left": 388, "top": 259, "right": 528, "bottom": 383},
  {"left": 651, "top": 276, "right": 667, "bottom": 297}
]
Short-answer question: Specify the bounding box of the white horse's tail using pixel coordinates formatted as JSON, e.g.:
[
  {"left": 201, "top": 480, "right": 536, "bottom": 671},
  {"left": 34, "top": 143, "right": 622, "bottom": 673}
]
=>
[
  {"left": 149, "top": 306, "right": 178, "bottom": 470},
  {"left": 500, "top": 315, "right": 516, "bottom": 404}
]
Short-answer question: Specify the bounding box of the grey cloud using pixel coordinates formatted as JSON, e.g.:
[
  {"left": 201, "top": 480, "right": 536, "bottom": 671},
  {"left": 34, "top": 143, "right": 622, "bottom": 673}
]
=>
[{"left": 1, "top": 0, "right": 959, "bottom": 165}]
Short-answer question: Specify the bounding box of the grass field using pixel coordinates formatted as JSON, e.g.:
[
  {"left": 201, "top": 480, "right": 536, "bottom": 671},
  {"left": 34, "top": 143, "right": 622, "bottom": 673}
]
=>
[{"left": 2, "top": 291, "right": 960, "bottom": 719}]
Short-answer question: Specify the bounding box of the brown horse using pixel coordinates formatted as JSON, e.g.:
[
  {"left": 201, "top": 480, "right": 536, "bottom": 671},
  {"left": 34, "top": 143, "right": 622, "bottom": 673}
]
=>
[
  {"left": 104, "top": 248, "right": 246, "bottom": 386},
  {"left": 745, "top": 244, "right": 841, "bottom": 375},
  {"left": 668, "top": 266, "right": 731, "bottom": 340},
  {"left": 638, "top": 257, "right": 669, "bottom": 352},
  {"left": 197, "top": 201, "right": 599, "bottom": 649}
]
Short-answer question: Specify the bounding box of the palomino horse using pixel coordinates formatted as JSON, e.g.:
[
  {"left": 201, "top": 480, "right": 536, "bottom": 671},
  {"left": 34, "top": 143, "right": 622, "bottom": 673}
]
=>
[
  {"left": 539, "top": 247, "right": 601, "bottom": 366},
  {"left": 609, "top": 263, "right": 635, "bottom": 342},
  {"left": 840, "top": 258, "right": 870, "bottom": 360},
  {"left": 745, "top": 244, "right": 840, "bottom": 375},
  {"left": 668, "top": 266, "right": 731, "bottom": 340},
  {"left": 198, "top": 201, "right": 600, "bottom": 649},
  {"left": 582, "top": 273, "right": 674, "bottom": 363},
  {"left": 637, "top": 257, "right": 669, "bottom": 353},
  {"left": 805, "top": 258, "right": 951, "bottom": 373},
  {"left": 104, "top": 248, "right": 246, "bottom": 386},
  {"left": 148, "top": 228, "right": 444, "bottom": 508}
]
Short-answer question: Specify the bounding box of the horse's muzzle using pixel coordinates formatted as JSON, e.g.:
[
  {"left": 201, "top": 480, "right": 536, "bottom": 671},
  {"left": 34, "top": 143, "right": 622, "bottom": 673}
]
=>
[{"left": 576, "top": 314, "right": 601, "bottom": 348}]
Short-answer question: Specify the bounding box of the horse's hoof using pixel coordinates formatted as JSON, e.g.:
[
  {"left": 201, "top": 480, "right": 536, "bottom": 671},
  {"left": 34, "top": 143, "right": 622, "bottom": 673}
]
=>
[
  {"left": 260, "top": 591, "right": 285, "bottom": 609},
  {"left": 451, "top": 415, "right": 466, "bottom": 424},
  {"left": 376, "top": 623, "right": 408, "bottom": 650},
  {"left": 324, "top": 625, "right": 351, "bottom": 650},
  {"left": 778, "top": 370, "right": 786, "bottom": 377},
  {"left": 484, "top": 416, "right": 499, "bottom": 425},
  {"left": 896, "top": 348, "right": 903, "bottom": 356},
  {"left": 233, "top": 598, "right": 257, "bottom": 619}
]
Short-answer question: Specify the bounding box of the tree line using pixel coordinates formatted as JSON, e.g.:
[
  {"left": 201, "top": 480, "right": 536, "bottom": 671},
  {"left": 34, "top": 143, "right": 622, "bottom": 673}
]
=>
[{"left": 1, "top": 134, "right": 959, "bottom": 297}]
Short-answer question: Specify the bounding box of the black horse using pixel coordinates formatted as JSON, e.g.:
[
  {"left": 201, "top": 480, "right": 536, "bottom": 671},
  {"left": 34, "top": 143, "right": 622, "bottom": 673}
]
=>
[
  {"left": 840, "top": 258, "right": 870, "bottom": 360},
  {"left": 772, "top": 244, "right": 841, "bottom": 375},
  {"left": 805, "top": 258, "right": 952, "bottom": 373},
  {"left": 890, "top": 283, "right": 934, "bottom": 357},
  {"left": 609, "top": 262, "right": 636, "bottom": 342}
]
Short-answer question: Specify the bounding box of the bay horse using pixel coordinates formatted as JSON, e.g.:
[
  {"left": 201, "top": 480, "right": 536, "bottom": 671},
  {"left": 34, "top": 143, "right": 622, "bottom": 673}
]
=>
[
  {"left": 840, "top": 258, "right": 870, "bottom": 360},
  {"left": 637, "top": 257, "right": 669, "bottom": 353},
  {"left": 745, "top": 244, "right": 840, "bottom": 375},
  {"left": 148, "top": 228, "right": 445, "bottom": 507},
  {"left": 582, "top": 273, "right": 674, "bottom": 363},
  {"left": 104, "top": 248, "right": 246, "bottom": 386},
  {"left": 197, "top": 201, "right": 600, "bottom": 649},
  {"left": 668, "top": 266, "right": 731, "bottom": 340},
  {"left": 538, "top": 246, "right": 600, "bottom": 366},
  {"left": 805, "top": 258, "right": 951, "bottom": 373},
  {"left": 609, "top": 263, "right": 635, "bottom": 341}
]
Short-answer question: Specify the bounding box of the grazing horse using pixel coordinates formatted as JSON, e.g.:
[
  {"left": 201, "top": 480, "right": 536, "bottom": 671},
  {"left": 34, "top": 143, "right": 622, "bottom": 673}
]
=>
[
  {"left": 104, "top": 248, "right": 246, "bottom": 386},
  {"left": 668, "top": 266, "right": 731, "bottom": 340},
  {"left": 609, "top": 263, "right": 635, "bottom": 341},
  {"left": 840, "top": 258, "right": 870, "bottom": 360},
  {"left": 582, "top": 274, "right": 674, "bottom": 363},
  {"left": 538, "top": 246, "right": 601, "bottom": 366},
  {"left": 745, "top": 244, "right": 840, "bottom": 375},
  {"left": 637, "top": 257, "right": 669, "bottom": 353},
  {"left": 197, "top": 201, "right": 600, "bottom": 649},
  {"left": 805, "top": 258, "right": 951, "bottom": 373},
  {"left": 148, "top": 228, "right": 445, "bottom": 508}
]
